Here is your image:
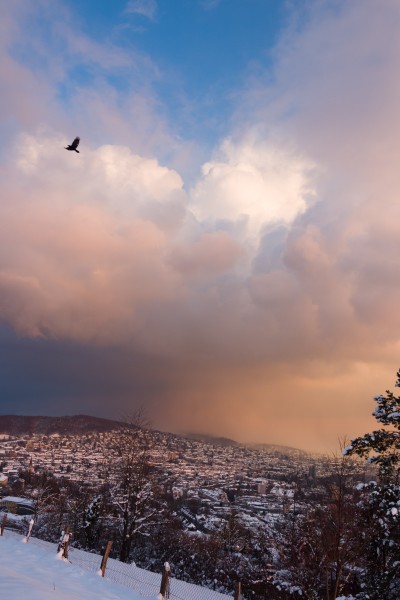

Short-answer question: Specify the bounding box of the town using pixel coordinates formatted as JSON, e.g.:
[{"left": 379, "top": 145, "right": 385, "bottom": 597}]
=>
[
  {"left": 0, "top": 417, "right": 381, "bottom": 599},
  {"left": 0, "top": 417, "right": 371, "bottom": 536}
]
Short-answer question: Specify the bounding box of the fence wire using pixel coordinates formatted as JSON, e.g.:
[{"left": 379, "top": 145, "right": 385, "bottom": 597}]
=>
[{"left": 4, "top": 529, "right": 233, "bottom": 600}]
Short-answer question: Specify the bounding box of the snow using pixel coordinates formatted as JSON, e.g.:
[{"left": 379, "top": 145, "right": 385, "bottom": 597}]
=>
[
  {"left": 0, "top": 510, "right": 27, "bottom": 521},
  {"left": 0, "top": 534, "right": 145, "bottom": 600},
  {"left": 387, "top": 412, "right": 400, "bottom": 419},
  {"left": 1, "top": 495, "right": 34, "bottom": 504},
  {"left": 342, "top": 445, "right": 352, "bottom": 455},
  {"left": 0, "top": 532, "right": 232, "bottom": 600}
]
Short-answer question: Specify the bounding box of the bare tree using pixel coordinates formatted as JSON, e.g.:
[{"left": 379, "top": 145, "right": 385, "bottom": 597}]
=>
[
  {"left": 321, "top": 442, "right": 362, "bottom": 599},
  {"left": 110, "top": 412, "right": 161, "bottom": 562},
  {"left": 220, "top": 508, "right": 251, "bottom": 554},
  {"left": 273, "top": 446, "right": 363, "bottom": 600}
]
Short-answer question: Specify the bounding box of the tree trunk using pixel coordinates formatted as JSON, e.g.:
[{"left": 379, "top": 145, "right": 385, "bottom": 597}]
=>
[{"left": 119, "top": 524, "right": 132, "bottom": 563}]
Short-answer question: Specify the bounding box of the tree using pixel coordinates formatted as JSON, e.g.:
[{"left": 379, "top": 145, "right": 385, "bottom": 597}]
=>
[
  {"left": 344, "top": 369, "right": 400, "bottom": 599},
  {"left": 344, "top": 369, "right": 400, "bottom": 482},
  {"left": 272, "top": 450, "right": 362, "bottom": 600},
  {"left": 319, "top": 447, "right": 363, "bottom": 599},
  {"left": 109, "top": 415, "right": 161, "bottom": 563},
  {"left": 81, "top": 494, "right": 102, "bottom": 549},
  {"left": 22, "top": 473, "right": 71, "bottom": 542},
  {"left": 219, "top": 508, "right": 251, "bottom": 554}
]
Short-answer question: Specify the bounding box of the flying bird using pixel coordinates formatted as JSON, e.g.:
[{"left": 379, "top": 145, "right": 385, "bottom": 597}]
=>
[{"left": 65, "top": 136, "right": 80, "bottom": 153}]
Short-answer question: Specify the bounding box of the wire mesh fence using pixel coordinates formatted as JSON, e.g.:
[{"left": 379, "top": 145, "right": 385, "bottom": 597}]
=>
[{"left": 3, "top": 529, "right": 233, "bottom": 600}]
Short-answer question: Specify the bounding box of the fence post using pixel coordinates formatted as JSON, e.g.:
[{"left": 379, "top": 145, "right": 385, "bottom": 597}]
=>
[
  {"left": 57, "top": 526, "right": 71, "bottom": 560},
  {"left": 24, "top": 517, "right": 34, "bottom": 542},
  {"left": 234, "top": 581, "right": 241, "bottom": 600},
  {"left": 0, "top": 513, "right": 7, "bottom": 536},
  {"left": 99, "top": 540, "right": 113, "bottom": 577},
  {"left": 159, "top": 562, "right": 170, "bottom": 599}
]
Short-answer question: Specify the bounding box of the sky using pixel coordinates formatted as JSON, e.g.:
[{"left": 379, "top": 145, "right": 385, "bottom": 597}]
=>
[{"left": 1, "top": 0, "right": 400, "bottom": 453}]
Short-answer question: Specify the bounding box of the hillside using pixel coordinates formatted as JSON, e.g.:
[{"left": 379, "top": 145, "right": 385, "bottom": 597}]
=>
[
  {"left": 0, "top": 414, "right": 126, "bottom": 436},
  {"left": 183, "top": 432, "right": 240, "bottom": 447},
  {"left": 0, "top": 533, "right": 144, "bottom": 600},
  {"left": 0, "top": 413, "right": 307, "bottom": 455},
  {"left": 0, "top": 532, "right": 232, "bottom": 600}
]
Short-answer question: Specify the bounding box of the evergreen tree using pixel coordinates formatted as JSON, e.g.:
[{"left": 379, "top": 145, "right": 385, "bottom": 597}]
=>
[{"left": 344, "top": 369, "right": 400, "bottom": 599}]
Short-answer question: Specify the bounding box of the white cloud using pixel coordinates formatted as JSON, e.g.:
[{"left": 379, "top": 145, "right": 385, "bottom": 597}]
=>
[
  {"left": 125, "top": 0, "right": 157, "bottom": 20},
  {"left": 189, "top": 135, "right": 316, "bottom": 243}
]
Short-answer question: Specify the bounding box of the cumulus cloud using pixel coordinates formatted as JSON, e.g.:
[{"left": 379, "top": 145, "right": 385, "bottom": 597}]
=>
[
  {"left": 1, "top": 129, "right": 318, "bottom": 355},
  {"left": 190, "top": 135, "right": 316, "bottom": 243},
  {"left": 0, "top": 134, "right": 189, "bottom": 342}
]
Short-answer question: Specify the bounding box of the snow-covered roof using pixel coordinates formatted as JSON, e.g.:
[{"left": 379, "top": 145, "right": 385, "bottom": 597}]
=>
[{"left": 1, "top": 496, "right": 34, "bottom": 506}]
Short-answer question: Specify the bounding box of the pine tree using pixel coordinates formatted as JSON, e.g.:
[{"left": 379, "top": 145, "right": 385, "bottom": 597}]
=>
[
  {"left": 344, "top": 369, "right": 400, "bottom": 482},
  {"left": 344, "top": 369, "right": 400, "bottom": 599}
]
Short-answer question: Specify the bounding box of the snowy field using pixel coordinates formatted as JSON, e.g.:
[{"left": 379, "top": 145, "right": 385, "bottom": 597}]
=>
[{"left": 0, "top": 531, "right": 233, "bottom": 600}]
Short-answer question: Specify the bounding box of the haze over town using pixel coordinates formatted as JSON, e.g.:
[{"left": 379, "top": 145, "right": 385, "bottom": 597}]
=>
[{"left": 1, "top": 1, "right": 399, "bottom": 453}]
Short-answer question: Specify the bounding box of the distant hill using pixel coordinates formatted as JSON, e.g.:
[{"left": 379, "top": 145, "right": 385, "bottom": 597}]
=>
[
  {"left": 0, "top": 414, "right": 126, "bottom": 436},
  {"left": 0, "top": 415, "right": 308, "bottom": 455},
  {"left": 250, "top": 442, "right": 308, "bottom": 456},
  {"left": 184, "top": 433, "right": 307, "bottom": 455},
  {"left": 184, "top": 432, "right": 240, "bottom": 447}
]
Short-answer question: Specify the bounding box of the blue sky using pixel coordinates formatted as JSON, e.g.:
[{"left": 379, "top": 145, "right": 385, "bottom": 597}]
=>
[
  {"left": 70, "top": 0, "right": 284, "bottom": 122},
  {"left": 4, "top": 0, "right": 288, "bottom": 168},
  {"left": 1, "top": 1, "right": 400, "bottom": 452}
]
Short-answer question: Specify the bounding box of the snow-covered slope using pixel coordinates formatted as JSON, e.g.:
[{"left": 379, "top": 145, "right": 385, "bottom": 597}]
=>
[
  {"left": 0, "top": 534, "right": 145, "bottom": 600},
  {"left": 0, "top": 532, "right": 233, "bottom": 600}
]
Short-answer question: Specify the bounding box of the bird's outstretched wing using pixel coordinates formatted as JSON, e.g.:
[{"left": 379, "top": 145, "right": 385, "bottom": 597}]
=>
[{"left": 64, "top": 136, "right": 81, "bottom": 152}]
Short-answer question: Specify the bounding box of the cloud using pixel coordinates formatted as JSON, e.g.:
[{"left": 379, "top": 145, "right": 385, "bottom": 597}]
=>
[
  {"left": 125, "top": 0, "right": 157, "bottom": 21},
  {"left": 1, "top": 129, "right": 318, "bottom": 356},
  {"left": 0, "top": 134, "right": 187, "bottom": 342},
  {"left": 190, "top": 135, "right": 316, "bottom": 243},
  {"left": 2, "top": 0, "right": 400, "bottom": 451}
]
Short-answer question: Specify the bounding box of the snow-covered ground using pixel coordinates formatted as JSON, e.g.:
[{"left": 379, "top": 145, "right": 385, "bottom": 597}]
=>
[
  {"left": 0, "top": 533, "right": 145, "bottom": 600},
  {"left": 0, "top": 531, "right": 232, "bottom": 600}
]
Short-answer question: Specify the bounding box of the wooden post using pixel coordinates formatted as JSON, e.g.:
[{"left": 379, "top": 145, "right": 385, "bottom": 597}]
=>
[
  {"left": 99, "top": 541, "right": 113, "bottom": 577},
  {"left": 0, "top": 513, "right": 7, "bottom": 536},
  {"left": 63, "top": 527, "right": 70, "bottom": 560},
  {"left": 57, "top": 526, "right": 71, "bottom": 560},
  {"left": 159, "top": 562, "right": 170, "bottom": 599},
  {"left": 234, "top": 581, "right": 241, "bottom": 600},
  {"left": 25, "top": 518, "right": 34, "bottom": 542}
]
